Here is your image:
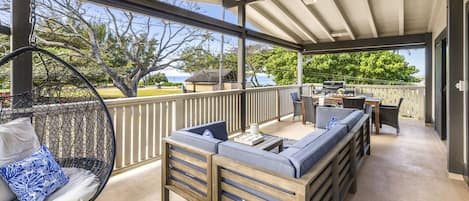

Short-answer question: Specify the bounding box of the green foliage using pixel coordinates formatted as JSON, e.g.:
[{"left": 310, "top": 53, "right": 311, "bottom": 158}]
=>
[
  {"left": 161, "top": 82, "right": 183, "bottom": 87},
  {"left": 265, "top": 48, "right": 421, "bottom": 85},
  {"left": 179, "top": 46, "right": 237, "bottom": 73},
  {"left": 144, "top": 73, "right": 168, "bottom": 85}
]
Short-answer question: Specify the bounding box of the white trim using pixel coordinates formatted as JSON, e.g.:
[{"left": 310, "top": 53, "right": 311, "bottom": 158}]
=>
[
  {"left": 301, "top": 1, "right": 336, "bottom": 42},
  {"left": 398, "top": 0, "right": 405, "bottom": 35},
  {"left": 271, "top": 0, "right": 318, "bottom": 43},
  {"left": 448, "top": 172, "right": 465, "bottom": 181},
  {"left": 363, "top": 0, "right": 378, "bottom": 38},
  {"left": 330, "top": 0, "right": 355, "bottom": 40}
]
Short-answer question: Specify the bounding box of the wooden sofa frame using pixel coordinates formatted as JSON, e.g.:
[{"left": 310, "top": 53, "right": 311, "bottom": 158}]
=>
[
  {"left": 162, "top": 115, "right": 370, "bottom": 201},
  {"left": 161, "top": 138, "right": 214, "bottom": 201},
  {"left": 212, "top": 114, "right": 370, "bottom": 201}
]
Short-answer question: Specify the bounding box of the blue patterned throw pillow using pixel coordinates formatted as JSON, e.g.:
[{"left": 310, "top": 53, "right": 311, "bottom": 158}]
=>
[{"left": 0, "top": 145, "right": 69, "bottom": 201}]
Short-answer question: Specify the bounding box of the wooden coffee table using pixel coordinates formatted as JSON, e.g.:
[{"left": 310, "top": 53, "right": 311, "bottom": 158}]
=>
[{"left": 232, "top": 134, "right": 284, "bottom": 152}]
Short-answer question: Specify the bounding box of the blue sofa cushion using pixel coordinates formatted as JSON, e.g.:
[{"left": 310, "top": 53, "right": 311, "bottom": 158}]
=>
[
  {"left": 218, "top": 141, "right": 296, "bottom": 177},
  {"left": 288, "top": 130, "right": 325, "bottom": 149},
  {"left": 169, "top": 131, "right": 222, "bottom": 153},
  {"left": 182, "top": 121, "right": 228, "bottom": 141},
  {"left": 279, "top": 125, "right": 347, "bottom": 178},
  {"left": 338, "top": 110, "right": 364, "bottom": 131},
  {"left": 316, "top": 107, "right": 356, "bottom": 129}
]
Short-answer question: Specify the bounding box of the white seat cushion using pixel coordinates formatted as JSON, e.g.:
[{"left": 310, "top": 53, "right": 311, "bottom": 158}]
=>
[
  {"left": 0, "top": 117, "right": 41, "bottom": 201},
  {"left": 46, "top": 168, "right": 100, "bottom": 201}
]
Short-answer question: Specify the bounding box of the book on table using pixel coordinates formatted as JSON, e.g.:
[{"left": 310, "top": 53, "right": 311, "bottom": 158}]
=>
[{"left": 233, "top": 133, "right": 264, "bottom": 146}]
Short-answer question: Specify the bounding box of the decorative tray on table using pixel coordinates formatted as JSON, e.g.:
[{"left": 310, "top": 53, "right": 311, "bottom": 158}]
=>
[{"left": 233, "top": 133, "right": 264, "bottom": 146}]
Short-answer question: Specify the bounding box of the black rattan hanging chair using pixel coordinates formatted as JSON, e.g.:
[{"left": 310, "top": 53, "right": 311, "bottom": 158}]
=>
[{"left": 0, "top": 46, "right": 116, "bottom": 200}]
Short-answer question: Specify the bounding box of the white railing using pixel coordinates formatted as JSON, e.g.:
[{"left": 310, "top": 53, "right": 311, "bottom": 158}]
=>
[
  {"left": 103, "top": 83, "right": 424, "bottom": 171},
  {"left": 105, "top": 86, "right": 300, "bottom": 170},
  {"left": 305, "top": 84, "right": 426, "bottom": 120}
]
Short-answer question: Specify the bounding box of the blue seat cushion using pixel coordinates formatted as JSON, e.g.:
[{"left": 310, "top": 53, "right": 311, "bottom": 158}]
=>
[
  {"left": 316, "top": 107, "right": 356, "bottom": 129},
  {"left": 280, "top": 125, "right": 347, "bottom": 178},
  {"left": 291, "top": 92, "right": 300, "bottom": 101},
  {"left": 182, "top": 121, "right": 228, "bottom": 141},
  {"left": 168, "top": 131, "right": 222, "bottom": 153},
  {"left": 218, "top": 141, "right": 296, "bottom": 177},
  {"left": 288, "top": 130, "right": 325, "bottom": 149},
  {"left": 339, "top": 110, "right": 364, "bottom": 131}
]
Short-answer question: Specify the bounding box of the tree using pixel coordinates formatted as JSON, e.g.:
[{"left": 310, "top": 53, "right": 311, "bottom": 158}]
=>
[
  {"left": 179, "top": 44, "right": 276, "bottom": 87},
  {"left": 144, "top": 72, "right": 168, "bottom": 85},
  {"left": 34, "top": 0, "right": 206, "bottom": 97},
  {"left": 179, "top": 46, "right": 238, "bottom": 73},
  {"left": 246, "top": 44, "right": 272, "bottom": 87},
  {"left": 265, "top": 48, "right": 421, "bottom": 85}
]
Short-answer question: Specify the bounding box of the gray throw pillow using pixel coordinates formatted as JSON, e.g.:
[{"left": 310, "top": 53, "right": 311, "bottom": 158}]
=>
[{"left": 0, "top": 117, "right": 41, "bottom": 201}]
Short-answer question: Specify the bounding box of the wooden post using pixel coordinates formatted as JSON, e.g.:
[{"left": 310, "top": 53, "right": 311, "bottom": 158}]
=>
[
  {"left": 161, "top": 141, "right": 169, "bottom": 201},
  {"left": 11, "top": 0, "right": 32, "bottom": 107},
  {"left": 238, "top": 0, "right": 247, "bottom": 131},
  {"left": 331, "top": 156, "right": 340, "bottom": 201},
  {"left": 349, "top": 138, "right": 358, "bottom": 194}
]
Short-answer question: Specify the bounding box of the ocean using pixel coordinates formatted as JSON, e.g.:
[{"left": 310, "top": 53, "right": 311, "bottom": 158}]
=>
[{"left": 167, "top": 74, "right": 276, "bottom": 86}]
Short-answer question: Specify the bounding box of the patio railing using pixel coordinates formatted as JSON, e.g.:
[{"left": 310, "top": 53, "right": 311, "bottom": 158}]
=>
[
  {"left": 105, "top": 85, "right": 300, "bottom": 171},
  {"left": 104, "top": 83, "right": 424, "bottom": 171},
  {"left": 306, "top": 84, "right": 425, "bottom": 119}
]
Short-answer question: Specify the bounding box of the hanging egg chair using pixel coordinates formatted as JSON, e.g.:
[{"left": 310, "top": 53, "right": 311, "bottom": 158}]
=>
[{"left": 0, "top": 46, "right": 116, "bottom": 201}]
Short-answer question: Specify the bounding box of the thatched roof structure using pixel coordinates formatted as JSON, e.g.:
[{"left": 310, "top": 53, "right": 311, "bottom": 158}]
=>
[{"left": 185, "top": 70, "right": 237, "bottom": 83}]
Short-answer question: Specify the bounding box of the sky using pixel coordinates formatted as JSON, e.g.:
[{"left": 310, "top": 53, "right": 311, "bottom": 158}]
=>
[
  {"left": 0, "top": 0, "right": 426, "bottom": 78},
  {"left": 194, "top": 2, "right": 426, "bottom": 78}
]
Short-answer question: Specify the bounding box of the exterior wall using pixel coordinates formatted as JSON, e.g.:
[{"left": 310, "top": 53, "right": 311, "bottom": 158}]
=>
[
  {"left": 465, "top": 0, "right": 468, "bottom": 168},
  {"left": 184, "top": 82, "right": 240, "bottom": 92},
  {"left": 431, "top": 0, "right": 468, "bottom": 174},
  {"left": 431, "top": 0, "right": 447, "bottom": 124}
]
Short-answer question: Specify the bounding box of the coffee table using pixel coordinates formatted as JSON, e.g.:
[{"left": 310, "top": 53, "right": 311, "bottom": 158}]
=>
[{"left": 232, "top": 134, "right": 283, "bottom": 152}]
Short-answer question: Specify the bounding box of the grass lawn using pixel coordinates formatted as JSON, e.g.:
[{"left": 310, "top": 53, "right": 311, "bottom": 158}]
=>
[{"left": 97, "top": 87, "right": 182, "bottom": 99}]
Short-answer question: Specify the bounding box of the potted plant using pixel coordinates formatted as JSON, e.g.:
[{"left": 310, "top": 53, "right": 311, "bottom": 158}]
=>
[{"left": 337, "top": 88, "right": 346, "bottom": 95}]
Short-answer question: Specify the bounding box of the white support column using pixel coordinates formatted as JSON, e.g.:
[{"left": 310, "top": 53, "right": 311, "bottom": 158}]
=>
[
  {"left": 297, "top": 52, "right": 303, "bottom": 86},
  {"left": 297, "top": 52, "right": 304, "bottom": 95}
]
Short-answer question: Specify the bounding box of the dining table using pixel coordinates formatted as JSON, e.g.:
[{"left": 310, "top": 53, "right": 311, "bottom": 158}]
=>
[{"left": 310, "top": 96, "right": 382, "bottom": 134}]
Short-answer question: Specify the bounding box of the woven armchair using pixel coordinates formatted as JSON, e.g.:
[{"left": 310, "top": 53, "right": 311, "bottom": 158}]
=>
[
  {"left": 290, "top": 92, "right": 302, "bottom": 120},
  {"left": 375, "top": 97, "right": 404, "bottom": 135},
  {"left": 343, "top": 97, "right": 366, "bottom": 110},
  {"left": 301, "top": 96, "right": 317, "bottom": 124}
]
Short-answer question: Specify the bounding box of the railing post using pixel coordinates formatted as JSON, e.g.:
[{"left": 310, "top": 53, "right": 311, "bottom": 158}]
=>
[
  {"left": 276, "top": 88, "right": 281, "bottom": 121},
  {"left": 174, "top": 99, "right": 185, "bottom": 130}
]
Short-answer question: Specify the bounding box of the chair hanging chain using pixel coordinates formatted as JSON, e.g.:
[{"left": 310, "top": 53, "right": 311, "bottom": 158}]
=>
[{"left": 29, "top": 0, "right": 37, "bottom": 47}]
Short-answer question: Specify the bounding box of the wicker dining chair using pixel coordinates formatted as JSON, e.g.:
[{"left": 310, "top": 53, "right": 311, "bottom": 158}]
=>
[
  {"left": 301, "top": 96, "right": 317, "bottom": 124},
  {"left": 291, "top": 92, "right": 302, "bottom": 120},
  {"left": 343, "top": 97, "right": 366, "bottom": 110},
  {"left": 377, "top": 97, "right": 404, "bottom": 135}
]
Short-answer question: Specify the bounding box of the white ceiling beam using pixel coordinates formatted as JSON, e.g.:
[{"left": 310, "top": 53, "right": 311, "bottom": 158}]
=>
[
  {"left": 301, "top": 2, "right": 335, "bottom": 42},
  {"left": 427, "top": 0, "right": 441, "bottom": 32},
  {"left": 330, "top": 0, "right": 355, "bottom": 40},
  {"left": 363, "top": 0, "right": 378, "bottom": 38},
  {"left": 249, "top": 4, "right": 303, "bottom": 43},
  {"left": 270, "top": 0, "right": 318, "bottom": 43},
  {"left": 398, "top": 0, "right": 405, "bottom": 35}
]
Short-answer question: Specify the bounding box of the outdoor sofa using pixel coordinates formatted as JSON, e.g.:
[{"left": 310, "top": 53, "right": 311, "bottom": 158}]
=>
[{"left": 162, "top": 107, "right": 370, "bottom": 201}]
